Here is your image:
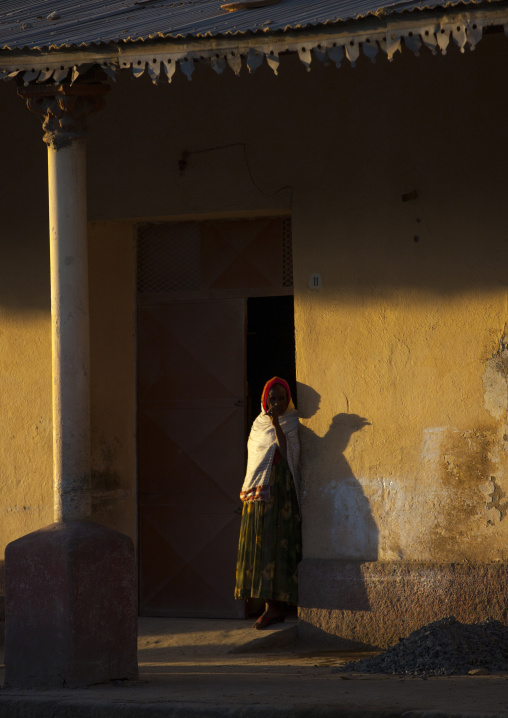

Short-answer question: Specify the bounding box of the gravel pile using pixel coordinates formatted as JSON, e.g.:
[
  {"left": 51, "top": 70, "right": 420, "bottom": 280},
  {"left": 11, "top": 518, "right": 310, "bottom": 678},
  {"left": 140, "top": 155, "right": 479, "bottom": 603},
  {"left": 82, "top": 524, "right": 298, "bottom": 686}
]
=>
[{"left": 340, "top": 616, "right": 508, "bottom": 676}]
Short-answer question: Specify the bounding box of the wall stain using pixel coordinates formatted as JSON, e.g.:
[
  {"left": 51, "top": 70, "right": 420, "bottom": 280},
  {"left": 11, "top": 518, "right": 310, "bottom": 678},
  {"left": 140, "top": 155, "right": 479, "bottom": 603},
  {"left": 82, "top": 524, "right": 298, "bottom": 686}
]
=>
[
  {"left": 91, "top": 435, "right": 123, "bottom": 513},
  {"left": 0, "top": 558, "right": 4, "bottom": 621},
  {"left": 91, "top": 468, "right": 122, "bottom": 494},
  {"left": 428, "top": 428, "right": 497, "bottom": 558},
  {"left": 442, "top": 429, "right": 495, "bottom": 488},
  {"left": 483, "top": 334, "right": 508, "bottom": 420}
]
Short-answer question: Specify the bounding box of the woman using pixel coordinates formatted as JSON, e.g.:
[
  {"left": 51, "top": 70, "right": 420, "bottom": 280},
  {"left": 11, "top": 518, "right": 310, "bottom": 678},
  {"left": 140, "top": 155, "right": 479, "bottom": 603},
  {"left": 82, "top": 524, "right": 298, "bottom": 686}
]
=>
[{"left": 235, "top": 377, "right": 302, "bottom": 629}]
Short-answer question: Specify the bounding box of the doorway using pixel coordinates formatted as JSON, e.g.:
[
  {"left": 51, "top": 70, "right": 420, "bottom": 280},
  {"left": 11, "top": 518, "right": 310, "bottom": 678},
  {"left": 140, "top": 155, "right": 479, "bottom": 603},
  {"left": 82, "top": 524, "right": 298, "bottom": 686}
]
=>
[
  {"left": 246, "top": 296, "right": 297, "bottom": 429},
  {"left": 137, "top": 217, "right": 294, "bottom": 618}
]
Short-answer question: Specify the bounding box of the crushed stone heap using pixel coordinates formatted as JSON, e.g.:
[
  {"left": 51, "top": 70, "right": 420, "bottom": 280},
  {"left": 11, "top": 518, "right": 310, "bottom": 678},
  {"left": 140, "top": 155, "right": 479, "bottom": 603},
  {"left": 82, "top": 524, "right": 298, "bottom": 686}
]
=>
[{"left": 340, "top": 616, "right": 508, "bottom": 676}]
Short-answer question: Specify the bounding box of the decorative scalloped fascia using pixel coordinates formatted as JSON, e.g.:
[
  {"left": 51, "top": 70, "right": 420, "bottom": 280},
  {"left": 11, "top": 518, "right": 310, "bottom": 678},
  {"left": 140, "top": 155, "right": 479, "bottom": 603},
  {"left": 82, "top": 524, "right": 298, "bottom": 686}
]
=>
[{"left": 1, "top": 7, "right": 507, "bottom": 86}]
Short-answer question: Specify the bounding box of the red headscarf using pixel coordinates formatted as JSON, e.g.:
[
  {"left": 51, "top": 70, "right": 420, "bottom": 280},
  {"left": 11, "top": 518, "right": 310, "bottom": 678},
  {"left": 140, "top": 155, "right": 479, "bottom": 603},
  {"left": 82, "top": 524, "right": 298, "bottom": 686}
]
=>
[{"left": 261, "top": 377, "right": 292, "bottom": 413}]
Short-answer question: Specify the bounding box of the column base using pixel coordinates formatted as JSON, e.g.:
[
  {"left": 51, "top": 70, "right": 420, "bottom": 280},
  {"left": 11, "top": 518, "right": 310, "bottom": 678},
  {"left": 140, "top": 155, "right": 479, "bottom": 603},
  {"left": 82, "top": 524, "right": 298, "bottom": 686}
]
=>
[
  {"left": 298, "top": 559, "right": 508, "bottom": 649},
  {"left": 4, "top": 520, "right": 138, "bottom": 688}
]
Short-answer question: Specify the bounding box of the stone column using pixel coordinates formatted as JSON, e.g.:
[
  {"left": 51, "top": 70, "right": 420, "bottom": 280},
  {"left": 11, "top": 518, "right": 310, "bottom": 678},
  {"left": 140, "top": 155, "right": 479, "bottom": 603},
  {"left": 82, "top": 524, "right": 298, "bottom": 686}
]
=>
[
  {"left": 4, "top": 81, "right": 138, "bottom": 689},
  {"left": 25, "top": 83, "right": 108, "bottom": 522}
]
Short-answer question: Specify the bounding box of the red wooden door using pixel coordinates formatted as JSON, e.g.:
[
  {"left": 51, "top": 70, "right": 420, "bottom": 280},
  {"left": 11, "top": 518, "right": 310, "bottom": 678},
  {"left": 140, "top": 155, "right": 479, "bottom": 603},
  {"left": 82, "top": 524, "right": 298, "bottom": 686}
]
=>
[{"left": 138, "top": 299, "right": 245, "bottom": 617}]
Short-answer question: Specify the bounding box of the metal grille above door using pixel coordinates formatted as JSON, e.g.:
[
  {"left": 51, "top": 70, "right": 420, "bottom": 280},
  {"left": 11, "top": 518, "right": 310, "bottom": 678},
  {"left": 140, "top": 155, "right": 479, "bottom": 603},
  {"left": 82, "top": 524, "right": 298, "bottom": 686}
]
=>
[
  {"left": 137, "top": 217, "right": 292, "bottom": 298},
  {"left": 137, "top": 222, "right": 201, "bottom": 293}
]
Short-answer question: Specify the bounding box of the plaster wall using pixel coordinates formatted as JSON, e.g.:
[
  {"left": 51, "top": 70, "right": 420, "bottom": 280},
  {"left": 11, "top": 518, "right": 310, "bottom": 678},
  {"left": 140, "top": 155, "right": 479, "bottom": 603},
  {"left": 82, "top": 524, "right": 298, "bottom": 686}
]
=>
[
  {"left": 294, "top": 186, "right": 508, "bottom": 564},
  {"left": 84, "top": 32, "right": 508, "bottom": 566},
  {"left": 0, "top": 218, "right": 137, "bottom": 613},
  {"left": 88, "top": 221, "right": 137, "bottom": 542},
  {"left": 1, "top": 29, "right": 508, "bottom": 634},
  {"left": 0, "top": 117, "right": 52, "bottom": 619},
  {"left": 0, "top": 140, "right": 137, "bottom": 619}
]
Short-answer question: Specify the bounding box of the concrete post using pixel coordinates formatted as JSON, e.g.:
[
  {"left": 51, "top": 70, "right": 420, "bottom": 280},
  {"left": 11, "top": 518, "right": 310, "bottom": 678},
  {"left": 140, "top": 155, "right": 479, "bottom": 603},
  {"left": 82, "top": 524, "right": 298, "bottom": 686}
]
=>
[{"left": 4, "top": 80, "right": 138, "bottom": 689}]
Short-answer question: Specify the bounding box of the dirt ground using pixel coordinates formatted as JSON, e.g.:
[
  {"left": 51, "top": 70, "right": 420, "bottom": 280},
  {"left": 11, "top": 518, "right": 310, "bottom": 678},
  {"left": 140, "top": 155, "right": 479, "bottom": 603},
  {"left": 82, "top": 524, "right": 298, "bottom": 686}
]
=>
[{"left": 1, "top": 617, "right": 508, "bottom": 717}]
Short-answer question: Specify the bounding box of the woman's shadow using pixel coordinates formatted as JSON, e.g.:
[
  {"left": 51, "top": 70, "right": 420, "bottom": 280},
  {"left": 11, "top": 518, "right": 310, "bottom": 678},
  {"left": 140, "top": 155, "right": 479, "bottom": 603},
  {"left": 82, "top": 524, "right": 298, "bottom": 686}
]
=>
[{"left": 297, "top": 383, "right": 378, "bottom": 612}]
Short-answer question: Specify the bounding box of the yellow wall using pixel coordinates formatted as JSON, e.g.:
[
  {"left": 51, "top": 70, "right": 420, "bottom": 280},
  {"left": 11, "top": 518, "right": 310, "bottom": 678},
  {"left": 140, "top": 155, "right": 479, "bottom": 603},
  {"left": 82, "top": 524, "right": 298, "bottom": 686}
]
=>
[
  {"left": 0, "top": 121, "right": 53, "bottom": 613},
  {"left": 0, "top": 218, "right": 137, "bottom": 616},
  {"left": 295, "top": 220, "right": 508, "bottom": 562},
  {"left": 1, "top": 28, "right": 508, "bottom": 618},
  {"left": 86, "top": 34, "right": 507, "bottom": 565},
  {"left": 0, "top": 306, "right": 53, "bottom": 568}
]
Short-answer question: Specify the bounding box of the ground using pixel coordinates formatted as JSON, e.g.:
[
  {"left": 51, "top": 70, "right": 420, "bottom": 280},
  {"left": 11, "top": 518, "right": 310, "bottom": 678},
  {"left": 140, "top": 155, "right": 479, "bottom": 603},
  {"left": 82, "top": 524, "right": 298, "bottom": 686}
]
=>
[{"left": 1, "top": 617, "right": 508, "bottom": 716}]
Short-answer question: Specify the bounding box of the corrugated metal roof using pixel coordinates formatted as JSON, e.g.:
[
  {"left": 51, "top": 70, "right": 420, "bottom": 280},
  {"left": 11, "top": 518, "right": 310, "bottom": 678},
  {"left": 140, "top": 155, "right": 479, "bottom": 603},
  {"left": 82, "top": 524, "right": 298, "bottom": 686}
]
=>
[{"left": 0, "top": 0, "right": 503, "bottom": 51}]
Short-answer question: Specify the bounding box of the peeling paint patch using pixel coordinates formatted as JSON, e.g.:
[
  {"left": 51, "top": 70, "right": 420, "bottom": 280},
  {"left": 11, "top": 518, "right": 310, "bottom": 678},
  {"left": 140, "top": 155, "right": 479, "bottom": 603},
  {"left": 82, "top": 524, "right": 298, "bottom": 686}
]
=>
[
  {"left": 486, "top": 477, "right": 508, "bottom": 525},
  {"left": 365, "top": 476, "right": 448, "bottom": 562},
  {"left": 441, "top": 428, "right": 495, "bottom": 487},
  {"left": 418, "top": 426, "right": 505, "bottom": 558},
  {"left": 483, "top": 335, "right": 508, "bottom": 420},
  {"left": 321, "top": 478, "right": 378, "bottom": 560},
  {"left": 422, "top": 427, "right": 450, "bottom": 463}
]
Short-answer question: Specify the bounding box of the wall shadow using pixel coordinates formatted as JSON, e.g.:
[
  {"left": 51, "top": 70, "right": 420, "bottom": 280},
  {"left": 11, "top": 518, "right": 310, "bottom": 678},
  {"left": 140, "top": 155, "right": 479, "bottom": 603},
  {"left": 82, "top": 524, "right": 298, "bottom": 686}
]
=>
[
  {"left": 0, "top": 558, "right": 4, "bottom": 623},
  {"left": 0, "top": 84, "right": 49, "bottom": 313},
  {"left": 297, "top": 383, "right": 377, "bottom": 612}
]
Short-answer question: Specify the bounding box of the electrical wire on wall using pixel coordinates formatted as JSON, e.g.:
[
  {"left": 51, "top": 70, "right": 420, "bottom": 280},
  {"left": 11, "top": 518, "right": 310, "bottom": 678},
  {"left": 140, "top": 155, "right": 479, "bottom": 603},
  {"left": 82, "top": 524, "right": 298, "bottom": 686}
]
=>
[{"left": 177, "top": 142, "right": 293, "bottom": 204}]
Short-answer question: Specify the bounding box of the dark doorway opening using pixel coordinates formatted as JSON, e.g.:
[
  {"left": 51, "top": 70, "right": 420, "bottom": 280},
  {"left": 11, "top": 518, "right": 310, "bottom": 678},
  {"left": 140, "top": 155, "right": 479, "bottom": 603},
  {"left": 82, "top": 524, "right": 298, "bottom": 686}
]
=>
[
  {"left": 246, "top": 296, "right": 297, "bottom": 430},
  {"left": 244, "top": 295, "right": 297, "bottom": 619}
]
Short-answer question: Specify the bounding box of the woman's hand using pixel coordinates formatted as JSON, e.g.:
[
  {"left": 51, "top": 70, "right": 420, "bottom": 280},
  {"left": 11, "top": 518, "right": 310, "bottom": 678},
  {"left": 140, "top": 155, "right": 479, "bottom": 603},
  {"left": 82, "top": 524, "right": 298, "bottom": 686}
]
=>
[
  {"left": 265, "top": 383, "right": 288, "bottom": 460},
  {"left": 267, "top": 404, "right": 287, "bottom": 459},
  {"left": 266, "top": 404, "right": 282, "bottom": 425}
]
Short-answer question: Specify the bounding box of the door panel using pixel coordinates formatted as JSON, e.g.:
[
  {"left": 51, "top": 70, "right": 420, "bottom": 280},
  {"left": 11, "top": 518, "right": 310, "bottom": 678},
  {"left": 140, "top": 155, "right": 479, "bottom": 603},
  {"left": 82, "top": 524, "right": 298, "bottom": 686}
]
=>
[{"left": 138, "top": 299, "right": 245, "bottom": 617}]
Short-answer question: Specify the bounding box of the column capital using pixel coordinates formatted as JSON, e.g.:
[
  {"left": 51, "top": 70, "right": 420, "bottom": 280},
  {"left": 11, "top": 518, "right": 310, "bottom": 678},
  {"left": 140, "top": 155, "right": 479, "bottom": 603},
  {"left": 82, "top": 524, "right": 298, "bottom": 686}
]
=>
[{"left": 18, "top": 82, "right": 110, "bottom": 150}]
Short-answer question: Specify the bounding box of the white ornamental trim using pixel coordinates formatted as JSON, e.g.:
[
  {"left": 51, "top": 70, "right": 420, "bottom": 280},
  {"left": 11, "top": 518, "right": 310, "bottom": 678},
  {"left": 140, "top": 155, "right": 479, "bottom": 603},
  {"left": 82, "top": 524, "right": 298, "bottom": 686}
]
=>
[{"left": 0, "top": 8, "right": 506, "bottom": 86}]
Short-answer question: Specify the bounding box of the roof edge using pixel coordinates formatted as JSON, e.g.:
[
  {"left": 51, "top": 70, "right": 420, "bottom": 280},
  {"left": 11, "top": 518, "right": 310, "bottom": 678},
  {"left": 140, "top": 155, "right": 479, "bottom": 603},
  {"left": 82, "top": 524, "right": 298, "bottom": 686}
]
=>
[{"left": 2, "top": 4, "right": 508, "bottom": 85}]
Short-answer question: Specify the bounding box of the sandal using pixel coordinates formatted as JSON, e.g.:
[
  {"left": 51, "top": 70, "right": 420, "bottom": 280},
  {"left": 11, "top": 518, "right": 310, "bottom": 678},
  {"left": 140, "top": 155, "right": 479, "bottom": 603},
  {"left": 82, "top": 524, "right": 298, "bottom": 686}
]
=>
[{"left": 253, "top": 613, "right": 285, "bottom": 630}]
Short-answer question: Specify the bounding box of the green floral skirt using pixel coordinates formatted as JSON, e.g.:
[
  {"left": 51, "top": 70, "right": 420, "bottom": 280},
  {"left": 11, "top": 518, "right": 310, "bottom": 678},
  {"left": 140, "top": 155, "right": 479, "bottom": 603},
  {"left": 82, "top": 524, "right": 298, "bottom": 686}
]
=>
[{"left": 234, "top": 457, "right": 302, "bottom": 605}]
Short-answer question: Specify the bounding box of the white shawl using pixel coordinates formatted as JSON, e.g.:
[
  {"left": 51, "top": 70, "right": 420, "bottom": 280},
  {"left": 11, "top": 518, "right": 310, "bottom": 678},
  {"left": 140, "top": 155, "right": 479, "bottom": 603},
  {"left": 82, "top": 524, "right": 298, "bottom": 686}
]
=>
[{"left": 240, "top": 408, "right": 300, "bottom": 505}]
